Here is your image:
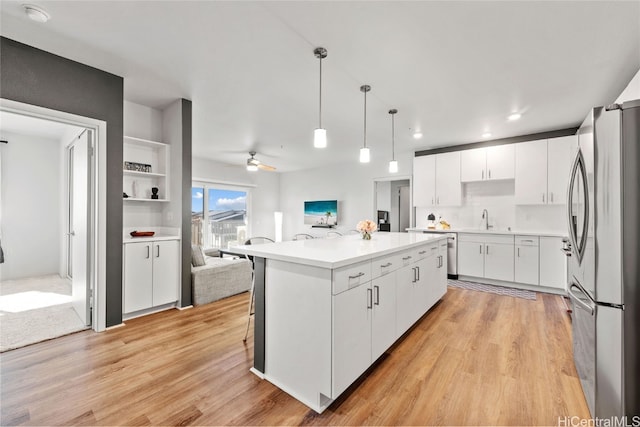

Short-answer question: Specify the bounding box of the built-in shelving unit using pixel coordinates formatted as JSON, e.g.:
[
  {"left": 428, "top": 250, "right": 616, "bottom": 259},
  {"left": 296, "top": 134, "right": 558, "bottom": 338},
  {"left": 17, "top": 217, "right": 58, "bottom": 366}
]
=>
[{"left": 123, "top": 135, "right": 169, "bottom": 202}]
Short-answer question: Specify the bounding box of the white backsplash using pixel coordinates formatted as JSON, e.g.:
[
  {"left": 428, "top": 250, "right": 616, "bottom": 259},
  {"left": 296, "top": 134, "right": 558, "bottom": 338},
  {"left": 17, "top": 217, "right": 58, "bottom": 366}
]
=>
[{"left": 416, "top": 180, "right": 567, "bottom": 234}]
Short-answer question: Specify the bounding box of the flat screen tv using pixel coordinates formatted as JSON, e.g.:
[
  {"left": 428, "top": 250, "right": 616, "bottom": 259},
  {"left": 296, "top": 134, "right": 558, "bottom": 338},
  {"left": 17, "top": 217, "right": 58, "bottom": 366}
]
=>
[{"left": 304, "top": 200, "right": 338, "bottom": 226}]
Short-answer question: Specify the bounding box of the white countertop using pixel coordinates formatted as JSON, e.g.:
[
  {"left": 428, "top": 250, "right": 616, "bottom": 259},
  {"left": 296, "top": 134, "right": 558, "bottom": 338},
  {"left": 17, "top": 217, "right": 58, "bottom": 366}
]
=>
[
  {"left": 406, "top": 227, "right": 567, "bottom": 238},
  {"left": 123, "top": 233, "right": 181, "bottom": 243},
  {"left": 231, "top": 232, "right": 447, "bottom": 269}
]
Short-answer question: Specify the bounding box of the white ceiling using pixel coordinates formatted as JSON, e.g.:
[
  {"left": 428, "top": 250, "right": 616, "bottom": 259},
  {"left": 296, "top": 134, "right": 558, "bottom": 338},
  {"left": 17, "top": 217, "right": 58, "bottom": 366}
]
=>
[{"left": 1, "top": 1, "right": 639, "bottom": 172}]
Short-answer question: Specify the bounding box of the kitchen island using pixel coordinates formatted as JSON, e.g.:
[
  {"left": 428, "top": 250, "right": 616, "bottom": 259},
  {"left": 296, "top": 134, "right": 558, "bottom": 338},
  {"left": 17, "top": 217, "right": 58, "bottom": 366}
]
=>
[{"left": 232, "top": 232, "right": 448, "bottom": 413}]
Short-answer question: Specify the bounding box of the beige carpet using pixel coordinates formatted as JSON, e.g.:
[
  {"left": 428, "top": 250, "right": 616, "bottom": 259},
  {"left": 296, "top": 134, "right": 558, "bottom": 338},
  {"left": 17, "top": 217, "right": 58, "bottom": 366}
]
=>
[{"left": 0, "top": 274, "right": 89, "bottom": 352}]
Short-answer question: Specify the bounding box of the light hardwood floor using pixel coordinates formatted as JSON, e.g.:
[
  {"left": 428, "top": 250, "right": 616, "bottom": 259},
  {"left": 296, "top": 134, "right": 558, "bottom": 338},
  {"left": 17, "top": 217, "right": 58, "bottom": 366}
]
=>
[{"left": 0, "top": 286, "right": 590, "bottom": 426}]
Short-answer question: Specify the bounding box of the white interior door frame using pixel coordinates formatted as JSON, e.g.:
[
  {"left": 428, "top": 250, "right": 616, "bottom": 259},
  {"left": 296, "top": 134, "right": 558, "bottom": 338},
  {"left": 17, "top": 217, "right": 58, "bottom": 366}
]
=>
[
  {"left": 0, "top": 98, "right": 107, "bottom": 332},
  {"left": 372, "top": 175, "right": 413, "bottom": 230}
]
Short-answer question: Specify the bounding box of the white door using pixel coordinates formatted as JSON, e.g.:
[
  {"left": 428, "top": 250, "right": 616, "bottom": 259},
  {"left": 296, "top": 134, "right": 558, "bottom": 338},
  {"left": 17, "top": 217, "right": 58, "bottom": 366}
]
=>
[
  {"left": 371, "top": 274, "right": 396, "bottom": 361},
  {"left": 484, "top": 243, "right": 515, "bottom": 282},
  {"left": 460, "top": 148, "right": 486, "bottom": 182},
  {"left": 514, "top": 140, "right": 548, "bottom": 204},
  {"left": 152, "top": 240, "right": 180, "bottom": 306},
  {"left": 458, "top": 240, "right": 484, "bottom": 277},
  {"left": 547, "top": 135, "right": 575, "bottom": 205},
  {"left": 398, "top": 185, "right": 411, "bottom": 232},
  {"left": 486, "top": 145, "right": 515, "bottom": 180},
  {"left": 70, "top": 130, "right": 92, "bottom": 325},
  {"left": 436, "top": 152, "right": 461, "bottom": 206},
  {"left": 412, "top": 155, "right": 435, "bottom": 207}
]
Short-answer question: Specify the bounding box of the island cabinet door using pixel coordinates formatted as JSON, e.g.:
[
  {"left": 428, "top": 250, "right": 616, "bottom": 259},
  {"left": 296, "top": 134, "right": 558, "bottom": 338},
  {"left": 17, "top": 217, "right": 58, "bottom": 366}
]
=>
[
  {"left": 413, "top": 256, "right": 432, "bottom": 321},
  {"left": 395, "top": 264, "right": 416, "bottom": 337},
  {"left": 371, "top": 273, "right": 397, "bottom": 361},
  {"left": 332, "top": 282, "right": 372, "bottom": 398}
]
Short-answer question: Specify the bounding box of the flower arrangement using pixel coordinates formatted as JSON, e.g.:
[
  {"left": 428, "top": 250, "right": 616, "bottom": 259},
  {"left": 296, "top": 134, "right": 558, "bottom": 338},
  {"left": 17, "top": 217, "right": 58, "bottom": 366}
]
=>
[{"left": 356, "top": 219, "right": 377, "bottom": 240}]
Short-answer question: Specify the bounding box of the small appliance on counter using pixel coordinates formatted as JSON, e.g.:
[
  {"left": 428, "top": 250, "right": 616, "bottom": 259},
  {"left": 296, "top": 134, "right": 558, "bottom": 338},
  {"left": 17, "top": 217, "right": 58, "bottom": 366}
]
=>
[{"left": 427, "top": 213, "right": 436, "bottom": 229}]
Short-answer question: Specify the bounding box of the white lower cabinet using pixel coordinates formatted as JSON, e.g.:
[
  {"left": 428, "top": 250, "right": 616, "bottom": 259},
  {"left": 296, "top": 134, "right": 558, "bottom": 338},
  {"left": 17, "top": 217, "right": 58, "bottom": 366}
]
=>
[
  {"left": 458, "top": 234, "right": 514, "bottom": 282},
  {"left": 515, "top": 236, "right": 539, "bottom": 285},
  {"left": 539, "top": 236, "right": 567, "bottom": 290},
  {"left": 332, "top": 240, "right": 446, "bottom": 398},
  {"left": 123, "top": 239, "right": 179, "bottom": 314}
]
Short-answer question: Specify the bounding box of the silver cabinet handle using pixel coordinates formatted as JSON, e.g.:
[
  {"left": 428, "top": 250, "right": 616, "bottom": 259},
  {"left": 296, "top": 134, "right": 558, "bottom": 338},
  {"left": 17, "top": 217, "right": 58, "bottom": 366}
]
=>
[
  {"left": 517, "top": 247, "right": 520, "bottom": 257},
  {"left": 486, "top": 245, "right": 490, "bottom": 255},
  {"left": 374, "top": 285, "right": 380, "bottom": 305},
  {"left": 521, "top": 239, "right": 534, "bottom": 243},
  {"left": 550, "top": 192, "right": 554, "bottom": 203},
  {"left": 488, "top": 169, "right": 491, "bottom": 179},
  {"left": 156, "top": 245, "right": 160, "bottom": 258},
  {"left": 430, "top": 247, "right": 437, "bottom": 251},
  {"left": 349, "top": 272, "right": 365, "bottom": 279},
  {"left": 380, "top": 262, "right": 392, "bottom": 268},
  {"left": 416, "top": 266, "right": 420, "bottom": 281},
  {"left": 431, "top": 197, "right": 434, "bottom": 205},
  {"left": 419, "top": 250, "right": 427, "bottom": 255},
  {"left": 437, "top": 196, "right": 440, "bottom": 204},
  {"left": 479, "top": 244, "right": 483, "bottom": 254},
  {"left": 542, "top": 193, "right": 545, "bottom": 203},
  {"left": 482, "top": 169, "right": 484, "bottom": 180},
  {"left": 367, "top": 288, "right": 373, "bottom": 309},
  {"left": 403, "top": 256, "right": 412, "bottom": 261},
  {"left": 146, "top": 245, "right": 150, "bottom": 259},
  {"left": 412, "top": 267, "right": 417, "bottom": 283}
]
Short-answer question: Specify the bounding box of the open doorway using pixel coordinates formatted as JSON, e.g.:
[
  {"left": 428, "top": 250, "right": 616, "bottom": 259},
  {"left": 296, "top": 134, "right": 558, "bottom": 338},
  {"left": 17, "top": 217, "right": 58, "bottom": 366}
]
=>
[
  {"left": 0, "top": 110, "right": 95, "bottom": 351},
  {"left": 374, "top": 177, "right": 412, "bottom": 232}
]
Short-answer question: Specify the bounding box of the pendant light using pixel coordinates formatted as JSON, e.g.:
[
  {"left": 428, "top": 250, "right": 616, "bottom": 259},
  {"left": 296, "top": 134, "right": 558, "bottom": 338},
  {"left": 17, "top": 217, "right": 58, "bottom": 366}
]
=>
[
  {"left": 313, "top": 47, "right": 328, "bottom": 148},
  {"left": 388, "top": 109, "right": 398, "bottom": 173},
  {"left": 359, "top": 85, "right": 371, "bottom": 163}
]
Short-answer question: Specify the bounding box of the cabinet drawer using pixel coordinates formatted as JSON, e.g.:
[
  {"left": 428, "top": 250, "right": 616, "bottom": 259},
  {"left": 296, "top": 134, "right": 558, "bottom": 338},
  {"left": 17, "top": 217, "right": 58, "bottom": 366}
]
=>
[
  {"left": 458, "top": 233, "right": 484, "bottom": 243},
  {"left": 414, "top": 242, "right": 438, "bottom": 260},
  {"left": 482, "top": 234, "right": 514, "bottom": 245},
  {"left": 333, "top": 260, "right": 371, "bottom": 295},
  {"left": 371, "top": 253, "right": 402, "bottom": 279},
  {"left": 515, "top": 235, "right": 539, "bottom": 246},
  {"left": 398, "top": 249, "right": 416, "bottom": 268}
]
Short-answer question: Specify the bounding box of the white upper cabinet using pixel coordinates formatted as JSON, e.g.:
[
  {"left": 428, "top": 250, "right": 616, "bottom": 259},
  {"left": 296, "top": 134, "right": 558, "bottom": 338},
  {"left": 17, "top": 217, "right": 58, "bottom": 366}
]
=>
[
  {"left": 547, "top": 135, "right": 575, "bottom": 204},
  {"left": 486, "top": 145, "right": 515, "bottom": 180},
  {"left": 413, "top": 152, "right": 461, "bottom": 207},
  {"left": 460, "top": 145, "right": 514, "bottom": 182},
  {"left": 436, "top": 151, "right": 461, "bottom": 206},
  {"left": 413, "top": 155, "right": 436, "bottom": 207},
  {"left": 515, "top": 139, "right": 548, "bottom": 204},
  {"left": 515, "top": 135, "right": 576, "bottom": 205}
]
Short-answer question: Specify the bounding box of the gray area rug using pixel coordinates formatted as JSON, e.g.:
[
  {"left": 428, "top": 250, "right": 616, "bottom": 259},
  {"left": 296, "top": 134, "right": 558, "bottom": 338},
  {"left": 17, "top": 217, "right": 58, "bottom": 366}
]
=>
[
  {"left": 448, "top": 279, "right": 537, "bottom": 300},
  {"left": 0, "top": 274, "right": 89, "bottom": 352}
]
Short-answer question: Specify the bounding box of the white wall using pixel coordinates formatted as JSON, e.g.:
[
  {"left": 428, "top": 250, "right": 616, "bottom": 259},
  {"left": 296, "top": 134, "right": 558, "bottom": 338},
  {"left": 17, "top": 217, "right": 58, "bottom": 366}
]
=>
[
  {"left": 615, "top": 68, "right": 640, "bottom": 104},
  {"left": 279, "top": 150, "right": 413, "bottom": 239},
  {"left": 0, "top": 131, "right": 62, "bottom": 280},
  {"left": 192, "top": 157, "right": 280, "bottom": 240}
]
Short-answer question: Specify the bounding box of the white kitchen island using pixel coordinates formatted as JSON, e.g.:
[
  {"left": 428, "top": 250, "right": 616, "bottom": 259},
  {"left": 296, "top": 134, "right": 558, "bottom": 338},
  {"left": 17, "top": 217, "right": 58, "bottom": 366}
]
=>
[{"left": 233, "top": 232, "right": 449, "bottom": 413}]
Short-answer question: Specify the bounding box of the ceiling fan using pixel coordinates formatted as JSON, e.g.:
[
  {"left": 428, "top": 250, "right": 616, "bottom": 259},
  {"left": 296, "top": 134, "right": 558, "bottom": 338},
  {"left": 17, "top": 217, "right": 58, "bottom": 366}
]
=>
[{"left": 246, "top": 151, "right": 276, "bottom": 172}]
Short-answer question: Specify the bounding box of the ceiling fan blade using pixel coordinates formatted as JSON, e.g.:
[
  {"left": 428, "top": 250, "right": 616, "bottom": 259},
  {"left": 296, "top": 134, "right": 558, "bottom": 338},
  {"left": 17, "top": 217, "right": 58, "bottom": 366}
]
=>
[{"left": 258, "top": 163, "right": 276, "bottom": 172}]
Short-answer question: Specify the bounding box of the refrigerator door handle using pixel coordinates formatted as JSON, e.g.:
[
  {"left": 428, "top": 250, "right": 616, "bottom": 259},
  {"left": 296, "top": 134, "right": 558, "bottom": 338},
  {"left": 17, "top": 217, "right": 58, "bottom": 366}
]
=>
[
  {"left": 568, "top": 283, "right": 595, "bottom": 316},
  {"left": 566, "top": 148, "right": 590, "bottom": 263}
]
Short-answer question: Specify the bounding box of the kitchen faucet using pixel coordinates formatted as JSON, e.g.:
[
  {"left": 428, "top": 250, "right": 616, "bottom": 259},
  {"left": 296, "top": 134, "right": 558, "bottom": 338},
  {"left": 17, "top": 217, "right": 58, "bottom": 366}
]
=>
[{"left": 482, "top": 209, "right": 491, "bottom": 230}]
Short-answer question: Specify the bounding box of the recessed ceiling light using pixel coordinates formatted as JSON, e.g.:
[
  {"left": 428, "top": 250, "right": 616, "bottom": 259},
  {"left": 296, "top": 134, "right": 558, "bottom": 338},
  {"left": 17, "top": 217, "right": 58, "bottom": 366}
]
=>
[
  {"left": 413, "top": 132, "right": 423, "bottom": 139},
  {"left": 23, "top": 4, "right": 50, "bottom": 22},
  {"left": 508, "top": 113, "right": 522, "bottom": 121},
  {"left": 482, "top": 132, "right": 492, "bottom": 138}
]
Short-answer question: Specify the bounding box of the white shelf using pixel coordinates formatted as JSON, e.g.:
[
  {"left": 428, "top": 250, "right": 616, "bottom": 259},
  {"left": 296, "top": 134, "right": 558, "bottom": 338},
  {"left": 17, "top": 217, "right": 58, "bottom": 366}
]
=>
[
  {"left": 123, "top": 170, "right": 166, "bottom": 178},
  {"left": 123, "top": 197, "right": 170, "bottom": 202},
  {"left": 124, "top": 135, "right": 167, "bottom": 148}
]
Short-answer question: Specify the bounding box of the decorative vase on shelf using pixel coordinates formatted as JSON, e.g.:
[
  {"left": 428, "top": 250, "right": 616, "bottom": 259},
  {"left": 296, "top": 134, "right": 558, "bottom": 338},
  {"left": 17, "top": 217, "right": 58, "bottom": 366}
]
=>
[{"left": 151, "top": 187, "right": 159, "bottom": 199}]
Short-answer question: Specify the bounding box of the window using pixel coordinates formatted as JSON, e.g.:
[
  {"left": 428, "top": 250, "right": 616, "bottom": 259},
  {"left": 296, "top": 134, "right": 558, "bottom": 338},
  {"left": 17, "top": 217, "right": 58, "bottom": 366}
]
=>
[{"left": 191, "top": 183, "right": 250, "bottom": 249}]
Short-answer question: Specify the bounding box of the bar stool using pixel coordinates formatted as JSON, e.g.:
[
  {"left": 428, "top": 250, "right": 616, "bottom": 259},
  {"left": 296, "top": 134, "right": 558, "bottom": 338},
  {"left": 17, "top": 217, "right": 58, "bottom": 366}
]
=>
[
  {"left": 293, "top": 233, "right": 315, "bottom": 240},
  {"left": 243, "top": 237, "right": 274, "bottom": 342}
]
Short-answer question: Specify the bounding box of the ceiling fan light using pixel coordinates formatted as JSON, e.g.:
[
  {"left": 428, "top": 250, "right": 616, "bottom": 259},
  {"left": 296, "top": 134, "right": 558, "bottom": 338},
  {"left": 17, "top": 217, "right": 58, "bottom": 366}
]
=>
[
  {"left": 246, "top": 164, "right": 258, "bottom": 172},
  {"left": 314, "top": 128, "right": 327, "bottom": 148},
  {"left": 359, "top": 147, "right": 370, "bottom": 163},
  {"left": 389, "top": 160, "right": 398, "bottom": 173}
]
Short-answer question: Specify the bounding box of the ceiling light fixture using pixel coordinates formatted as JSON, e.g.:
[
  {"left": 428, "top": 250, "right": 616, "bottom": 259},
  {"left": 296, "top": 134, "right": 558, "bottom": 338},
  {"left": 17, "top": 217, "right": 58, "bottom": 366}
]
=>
[
  {"left": 413, "top": 132, "right": 423, "bottom": 139},
  {"left": 246, "top": 164, "right": 258, "bottom": 172},
  {"left": 508, "top": 113, "right": 521, "bottom": 121},
  {"left": 313, "top": 47, "right": 328, "bottom": 148},
  {"left": 23, "top": 4, "right": 50, "bottom": 22},
  {"left": 482, "top": 132, "right": 492, "bottom": 138},
  {"left": 388, "top": 109, "right": 398, "bottom": 173},
  {"left": 359, "top": 85, "right": 371, "bottom": 163}
]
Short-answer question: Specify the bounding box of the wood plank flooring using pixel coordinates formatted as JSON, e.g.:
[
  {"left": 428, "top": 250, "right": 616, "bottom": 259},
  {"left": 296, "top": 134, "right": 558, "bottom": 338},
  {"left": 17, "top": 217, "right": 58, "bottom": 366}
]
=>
[{"left": 0, "top": 287, "right": 590, "bottom": 426}]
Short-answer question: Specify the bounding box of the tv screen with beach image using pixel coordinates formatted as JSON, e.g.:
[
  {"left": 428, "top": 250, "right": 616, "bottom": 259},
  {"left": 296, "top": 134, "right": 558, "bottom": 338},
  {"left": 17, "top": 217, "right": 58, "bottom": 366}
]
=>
[{"left": 304, "top": 200, "right": 338, "bottom": 225}]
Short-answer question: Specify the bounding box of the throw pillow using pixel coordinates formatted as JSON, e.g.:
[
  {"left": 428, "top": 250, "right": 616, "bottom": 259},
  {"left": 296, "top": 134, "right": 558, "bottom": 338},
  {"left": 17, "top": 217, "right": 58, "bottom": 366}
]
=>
[{"left": 191, "top": 244, "right": 206, "bottom": 267}]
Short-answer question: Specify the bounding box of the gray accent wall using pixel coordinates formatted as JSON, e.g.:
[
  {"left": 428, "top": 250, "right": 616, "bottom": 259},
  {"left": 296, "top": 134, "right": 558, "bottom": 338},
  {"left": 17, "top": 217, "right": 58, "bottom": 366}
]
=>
[
  {"left": 1, "top": 37, "right": 125, "bottom": 327},
  {"left": 181, "top": 99, "right": 193, "bottom": 306}
]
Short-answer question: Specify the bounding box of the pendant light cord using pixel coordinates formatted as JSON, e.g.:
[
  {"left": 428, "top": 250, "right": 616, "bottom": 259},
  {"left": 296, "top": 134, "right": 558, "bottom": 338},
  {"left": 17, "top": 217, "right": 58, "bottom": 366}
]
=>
[
  {"left": 363, "top": 89, "right": 367, "bottom": 149},
  {"left": 391, "top": 113, "right": 395, "bottom": 160},
  {"left": 318, "top": 55, "right": 322, "bottom": 128}
]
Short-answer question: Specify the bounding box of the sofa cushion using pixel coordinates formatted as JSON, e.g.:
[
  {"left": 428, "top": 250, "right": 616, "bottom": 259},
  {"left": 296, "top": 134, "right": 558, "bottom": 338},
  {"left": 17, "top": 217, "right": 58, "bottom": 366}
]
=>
[
  {"left": 191, "top": 244, "right": 206, "bottom": 267},
  {"left": 191, "top": 257, "right": 252, "bottom": 305}
]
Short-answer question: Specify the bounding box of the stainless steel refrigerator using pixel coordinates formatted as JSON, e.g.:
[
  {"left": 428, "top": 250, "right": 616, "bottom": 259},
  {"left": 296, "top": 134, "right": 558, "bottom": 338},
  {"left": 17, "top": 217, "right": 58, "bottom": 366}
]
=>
[{"left": 564, "top": 99, "right": 639, "bottom": 418}]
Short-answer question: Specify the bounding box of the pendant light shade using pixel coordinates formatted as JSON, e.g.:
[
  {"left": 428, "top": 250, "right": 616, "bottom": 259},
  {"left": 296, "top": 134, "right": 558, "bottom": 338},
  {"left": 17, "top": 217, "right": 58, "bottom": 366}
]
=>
[
  {"left": 360, "top": 85, "right": 371, "bottom": 163},
  {"left": 313, "top": 47, "right": 328, "bottom": 148},
  {"left": 388, "top": 108, "right": 398, "bottom": 173}
]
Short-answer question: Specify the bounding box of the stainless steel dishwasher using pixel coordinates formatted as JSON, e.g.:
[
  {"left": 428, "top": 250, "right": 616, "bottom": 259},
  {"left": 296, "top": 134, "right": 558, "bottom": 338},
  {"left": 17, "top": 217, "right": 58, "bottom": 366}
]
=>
[{"left": 421, "top": 231, "right": 457, "bottom": 279}]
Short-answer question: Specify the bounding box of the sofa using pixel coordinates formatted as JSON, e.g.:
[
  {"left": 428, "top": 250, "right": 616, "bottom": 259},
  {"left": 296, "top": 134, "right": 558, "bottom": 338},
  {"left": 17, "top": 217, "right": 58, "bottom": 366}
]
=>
[{"left": 191, "top": 246, "right": 252, "bottom": 305}]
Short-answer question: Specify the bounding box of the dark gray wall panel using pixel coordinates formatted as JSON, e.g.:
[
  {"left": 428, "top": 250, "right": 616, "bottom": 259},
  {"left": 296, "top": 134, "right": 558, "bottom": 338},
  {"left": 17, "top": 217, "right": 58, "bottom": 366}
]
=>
[
  {"left": 181, "top": 99, "right": 193, "bottom": 306},
  {"left": 1, "top": 37, "right": 124, "bottom": 327}
]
